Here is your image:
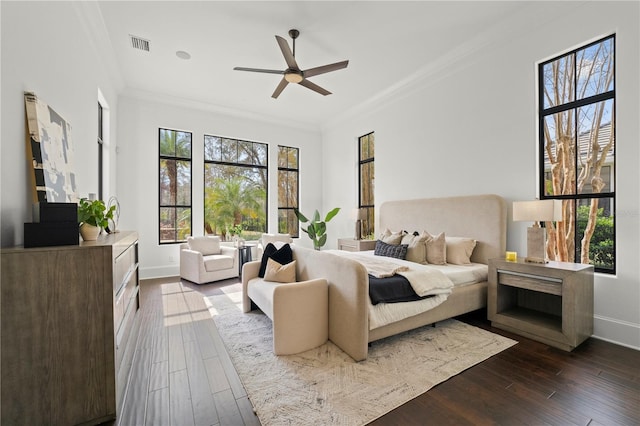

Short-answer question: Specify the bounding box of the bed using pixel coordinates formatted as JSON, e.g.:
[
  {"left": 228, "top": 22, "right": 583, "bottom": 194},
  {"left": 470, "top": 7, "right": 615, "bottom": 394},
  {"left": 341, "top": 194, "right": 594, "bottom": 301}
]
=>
[
  {"left": 243, "top": 194, "right": 506, "bottom": 361},
  {"left": 324, "top": 194, "right": 506, "bottom": 361}
]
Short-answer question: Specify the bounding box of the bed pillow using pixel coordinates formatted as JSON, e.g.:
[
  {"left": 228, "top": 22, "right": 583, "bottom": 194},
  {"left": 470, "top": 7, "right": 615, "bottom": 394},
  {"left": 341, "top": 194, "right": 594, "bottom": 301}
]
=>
[
  {"left": 401, "top": 232, "right": 428, "bottom": 264},
  {"left": 187, "top": 236, "right": 221, "bottom": 255},
  {"left": 258, "top": 243, "right": 293, "bottom": 278},
  {"left": 374, "top": 240, "right": 408, "bottom": 260},
  {"left": 378, "top": 228, "right": 405, "bottom": 245},
  {"left": 264, "top": 258, "right": 297, "bottom": 283},
  {"left": 446, "top": 237, "right": 477, "bottom": 265},
  {"left": 422, "top": 231, "right": 446, "bottom": 265}
]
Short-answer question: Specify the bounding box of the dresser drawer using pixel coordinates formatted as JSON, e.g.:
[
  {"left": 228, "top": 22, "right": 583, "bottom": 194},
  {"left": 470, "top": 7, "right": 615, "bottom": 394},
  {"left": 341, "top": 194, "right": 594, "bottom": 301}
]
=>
[
  {"left": 114, "top": 243, "right": 136, "bottom": 293},
  {"left": 114, "top": 268, "right": 138, "bottom": 334}
]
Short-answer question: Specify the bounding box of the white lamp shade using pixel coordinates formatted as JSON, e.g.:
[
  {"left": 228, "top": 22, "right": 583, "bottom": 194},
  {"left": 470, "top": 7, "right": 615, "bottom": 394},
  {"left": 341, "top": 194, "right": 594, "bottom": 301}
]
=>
[{"left": 513, "top": 200, "right": 562, "bottom": 222}]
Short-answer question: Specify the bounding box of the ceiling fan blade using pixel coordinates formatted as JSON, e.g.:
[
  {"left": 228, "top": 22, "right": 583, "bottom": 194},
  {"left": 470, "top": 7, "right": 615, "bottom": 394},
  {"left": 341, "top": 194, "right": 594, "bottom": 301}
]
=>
[
  {"left": 275, "top": 35, "right": 299, "bottom": 70},
  {"left": 234, "top": 67, "right": 284, "bottom": 75},
  {"left": 303, "top": 60, "right": 349, "bottom": 78},
  {"left": 299, "top": 79, "right": 332, "bottom": 96},
  {"left": 272, "top": 77, "right": 289, "bottom": 99}
]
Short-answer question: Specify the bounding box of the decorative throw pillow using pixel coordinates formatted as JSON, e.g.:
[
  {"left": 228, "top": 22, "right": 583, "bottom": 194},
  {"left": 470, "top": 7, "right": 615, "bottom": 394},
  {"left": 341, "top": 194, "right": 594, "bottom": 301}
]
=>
[
  {"left": 264, "top": 258, "right": 297, "bottom": 283},
  {"left": 401, "top": 232, "right": 429, "bottom": 264},
  {"left": 378, "top": 228, "right": 405, "bottom": 245},
  {"left": 422, "top": 231, "right": 446, "bottom": 265},
  {"left": 258, "top": 243, "right": 293, "bottom": 278},
  {"left": 374, "top": 240, "right": 408, "bottom": 260},
  {"left": 187, "top": 236, "right": 221, "bottom": 256},
  {"left": 446, "top": 237, "right": 477, "bottom": 265}
]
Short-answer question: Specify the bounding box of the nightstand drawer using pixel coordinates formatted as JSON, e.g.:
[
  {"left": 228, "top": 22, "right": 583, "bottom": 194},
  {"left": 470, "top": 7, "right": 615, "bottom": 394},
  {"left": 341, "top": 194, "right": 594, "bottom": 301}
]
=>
[{"left": 498, "top": 270, "right": 562, "bottom": 296}]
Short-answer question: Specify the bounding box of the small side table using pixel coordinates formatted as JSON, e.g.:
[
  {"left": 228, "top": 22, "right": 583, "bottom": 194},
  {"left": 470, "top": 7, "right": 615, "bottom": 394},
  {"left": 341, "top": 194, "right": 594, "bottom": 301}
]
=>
[
  {"left": 337, "top": 238, "right": 376, "bottom": 252},
  {"left": 238, "top": 244, "right": 256, "bottom": 276}
]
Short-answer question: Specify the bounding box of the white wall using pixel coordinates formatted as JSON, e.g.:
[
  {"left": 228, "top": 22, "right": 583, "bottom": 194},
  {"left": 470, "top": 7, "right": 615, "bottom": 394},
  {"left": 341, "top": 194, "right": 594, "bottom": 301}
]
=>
[
  {"left": 322, "top": 2, "right": 640, "bottom": 349},
  {"left": 2, "top": 1, "right": 637, "bottom": 349},
  {"left": 116, "top": 93, "right": 323, "bottom": 278},
  {"left": 1, "top": 1, "right": 121, "bottom": 247}
]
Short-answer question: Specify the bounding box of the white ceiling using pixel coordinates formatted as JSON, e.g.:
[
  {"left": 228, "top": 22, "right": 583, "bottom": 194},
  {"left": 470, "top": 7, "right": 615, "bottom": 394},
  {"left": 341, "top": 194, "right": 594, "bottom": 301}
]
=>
[{"left": 96, "top": 1, "right": 540, "bottom": 130}]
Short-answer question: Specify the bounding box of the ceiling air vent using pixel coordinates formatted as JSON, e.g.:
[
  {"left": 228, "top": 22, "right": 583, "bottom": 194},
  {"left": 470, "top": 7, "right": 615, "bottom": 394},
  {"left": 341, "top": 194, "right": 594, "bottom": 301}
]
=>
[{"left": 129, "top": 35, "right": 150, "bottom": 52}]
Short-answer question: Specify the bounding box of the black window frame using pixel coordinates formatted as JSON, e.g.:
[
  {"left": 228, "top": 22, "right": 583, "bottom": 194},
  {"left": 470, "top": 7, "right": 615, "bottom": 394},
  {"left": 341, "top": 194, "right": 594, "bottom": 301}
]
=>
[
  {"left": 538, "top": 34, "right": 616, "bottom": 274},
  {"left": 97, "top": 102, "right": 104, "bottom": 201},
  {"left": 277, "top": 145, "right": 299, "bottom": 238},
  {"left": 358, "top": 132, "right": 375, "bottom": 238},
  {"left": 158, "top": 128, "right": 192, "bottom": 244},
  {"left": 203, "top": 135, "right": 268, "bottom": 240}
]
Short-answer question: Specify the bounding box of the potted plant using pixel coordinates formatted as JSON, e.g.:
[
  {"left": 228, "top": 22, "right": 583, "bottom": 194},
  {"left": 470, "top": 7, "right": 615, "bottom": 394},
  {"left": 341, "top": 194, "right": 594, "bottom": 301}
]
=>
[
  {"left": 228, "top": 223, "right": 244, "bottom": 247},
  {"left": 78, "top": 198, "right": 116, "bottom": 241},
  {"left": 294, "top": 207, "right": 340, "bottom": 250}
]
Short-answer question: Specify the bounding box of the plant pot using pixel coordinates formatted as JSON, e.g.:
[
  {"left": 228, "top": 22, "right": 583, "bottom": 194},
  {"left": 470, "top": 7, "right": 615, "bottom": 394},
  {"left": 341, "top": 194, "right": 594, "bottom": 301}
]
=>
[{"left": 79, "top": 223, "right": 101, "bottom": 241}]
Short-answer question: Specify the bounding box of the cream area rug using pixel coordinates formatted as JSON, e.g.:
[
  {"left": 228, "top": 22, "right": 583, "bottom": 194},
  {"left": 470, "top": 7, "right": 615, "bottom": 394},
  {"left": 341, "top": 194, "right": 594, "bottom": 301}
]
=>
[{"left": 206, "top": 284, "right": 517, "bottom": 426}]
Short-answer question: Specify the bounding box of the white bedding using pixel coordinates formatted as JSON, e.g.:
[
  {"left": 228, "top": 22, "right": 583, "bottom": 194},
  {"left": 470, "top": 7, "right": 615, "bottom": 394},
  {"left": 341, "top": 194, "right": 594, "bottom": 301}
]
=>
[{"left": 326, "top": 250, "right": 488, "bottom": 330}]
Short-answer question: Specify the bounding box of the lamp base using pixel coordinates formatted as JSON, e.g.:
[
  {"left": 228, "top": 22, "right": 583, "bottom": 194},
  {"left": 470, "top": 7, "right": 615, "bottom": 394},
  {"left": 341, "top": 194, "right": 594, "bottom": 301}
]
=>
[
  {"left": 355, "top": 220, "right": 362, "bottom": 240},
  {"left": 526, "top": 226, "right": 547, "bottom": 264}
]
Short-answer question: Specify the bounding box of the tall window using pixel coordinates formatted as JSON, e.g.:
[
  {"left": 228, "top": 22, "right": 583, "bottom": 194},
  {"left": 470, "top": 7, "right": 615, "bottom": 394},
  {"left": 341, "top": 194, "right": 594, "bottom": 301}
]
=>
[
  {"left": 204, "top": 136, "right": 267, "bottom": 241},
  {"left": 539, "top": 35, "right": 615, "bottom": 273},
  {"left": 278, "top": 146, "right": 299, "bottom": 237},
  {"left": 159, "top": 128, "right": 192, "bottom": 243},
  {"left": 358, "top": 132, "right": 375, "bottom": 238},
  {"left": 97, "top": 102, "right": 104, "bottom": 200}
]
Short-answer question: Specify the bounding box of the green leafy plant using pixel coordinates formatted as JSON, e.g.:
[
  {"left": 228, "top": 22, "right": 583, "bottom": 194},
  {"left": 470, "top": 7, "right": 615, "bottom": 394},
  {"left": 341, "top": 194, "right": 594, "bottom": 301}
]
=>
[
  {"left": 294, "top": 207, "right": 340, "bottom": 250},
  {"left": 78, "top": 198, "right": 116, "bottom": 229},
  {"left": 229, "top": 223, "right": 244, "bottom": 236}
]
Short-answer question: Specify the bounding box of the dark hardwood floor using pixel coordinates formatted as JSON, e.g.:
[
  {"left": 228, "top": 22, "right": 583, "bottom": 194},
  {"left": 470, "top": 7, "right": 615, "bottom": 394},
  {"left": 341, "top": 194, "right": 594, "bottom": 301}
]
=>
[{"left": 120, "top": 277, "right": 639, "bottom": 426}]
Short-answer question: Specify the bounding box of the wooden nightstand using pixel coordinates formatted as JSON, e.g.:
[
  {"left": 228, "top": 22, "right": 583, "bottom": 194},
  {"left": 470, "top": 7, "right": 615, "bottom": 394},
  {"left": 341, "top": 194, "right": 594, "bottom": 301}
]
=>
[
  {"left": 488, "top": 258, "right": 594, "bottom": 351},
  {"left": 337, "top": 238, "right": 376, "bottom": 252}
]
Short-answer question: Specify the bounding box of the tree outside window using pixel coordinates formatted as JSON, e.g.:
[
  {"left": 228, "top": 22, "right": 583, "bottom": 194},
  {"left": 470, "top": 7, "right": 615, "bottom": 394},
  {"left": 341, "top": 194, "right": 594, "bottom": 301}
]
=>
[
  {"left": 539, "top": 35, "right": 615, "bottom": 273},
  {"left": 204, "top": 136, "right": 267, "bottom": 241},
  {"left": 359, "top": 132, "right": 375, "bottom": 238},
  {"left": 278, "top": 146, "right": 299, "bottom": 237},
  {"left": 159, "top": 128, "right": 192, "bottom": 243}
]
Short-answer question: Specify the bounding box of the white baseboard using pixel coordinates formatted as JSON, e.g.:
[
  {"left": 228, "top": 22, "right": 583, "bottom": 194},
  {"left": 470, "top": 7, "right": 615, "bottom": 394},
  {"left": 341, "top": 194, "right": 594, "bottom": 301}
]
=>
[
  {"left": 593, "top": 314, "right": 640, "bottom": 350},
  {"left": 140, "top": 265, "right": 179, "bottom": 280}
]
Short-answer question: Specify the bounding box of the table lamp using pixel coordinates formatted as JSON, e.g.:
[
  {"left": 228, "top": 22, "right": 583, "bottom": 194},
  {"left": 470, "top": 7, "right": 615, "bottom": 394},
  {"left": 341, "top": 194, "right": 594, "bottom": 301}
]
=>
[
  {"left": 355, "top": 208, "right": 367, "bottom": 240},
  {"left": 512, "top": 199, "right": 562, "bottom": 263}
]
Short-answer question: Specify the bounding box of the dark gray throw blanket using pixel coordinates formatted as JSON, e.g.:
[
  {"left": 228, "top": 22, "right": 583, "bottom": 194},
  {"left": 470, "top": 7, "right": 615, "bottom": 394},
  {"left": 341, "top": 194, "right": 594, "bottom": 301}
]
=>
[{"left": 368, "top": 274, "right": 432, "bottom": 305}]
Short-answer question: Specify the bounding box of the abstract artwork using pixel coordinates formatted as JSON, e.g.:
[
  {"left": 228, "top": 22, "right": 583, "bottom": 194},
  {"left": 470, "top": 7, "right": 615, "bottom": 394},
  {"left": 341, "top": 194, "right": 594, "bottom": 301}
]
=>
[{"left": 24, "top": 92, "right": 78, "bottom": 203}]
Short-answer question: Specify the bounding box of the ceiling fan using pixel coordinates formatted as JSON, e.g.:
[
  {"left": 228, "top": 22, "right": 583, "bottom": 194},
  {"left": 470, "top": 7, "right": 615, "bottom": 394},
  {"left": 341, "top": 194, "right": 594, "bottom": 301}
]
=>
[{"left": 234, "top": 29, "right": 349, "bottom": 99}]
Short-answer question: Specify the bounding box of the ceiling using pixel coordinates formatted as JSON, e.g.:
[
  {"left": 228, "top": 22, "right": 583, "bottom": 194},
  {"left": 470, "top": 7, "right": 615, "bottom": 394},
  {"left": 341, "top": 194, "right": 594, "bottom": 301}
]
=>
[{"left": 96, "top": 1, "right": 535, "bottom": 130}]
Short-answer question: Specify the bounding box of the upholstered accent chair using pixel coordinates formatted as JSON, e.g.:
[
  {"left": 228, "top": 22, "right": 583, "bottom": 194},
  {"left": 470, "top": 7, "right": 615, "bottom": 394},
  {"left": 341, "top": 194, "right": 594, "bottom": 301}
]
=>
[
  {"left": 180, "top": 236, "right": 239, "bottom": 284},
  {"left": 256, "top": 233, "right": 293, "bottom": 258}
]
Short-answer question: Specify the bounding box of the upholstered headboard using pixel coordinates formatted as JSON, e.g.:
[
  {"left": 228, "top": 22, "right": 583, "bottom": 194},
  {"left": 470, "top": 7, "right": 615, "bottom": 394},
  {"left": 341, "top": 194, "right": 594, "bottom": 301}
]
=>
[{"left": 378, "top": 194, "right": 507, "bottom": 265}]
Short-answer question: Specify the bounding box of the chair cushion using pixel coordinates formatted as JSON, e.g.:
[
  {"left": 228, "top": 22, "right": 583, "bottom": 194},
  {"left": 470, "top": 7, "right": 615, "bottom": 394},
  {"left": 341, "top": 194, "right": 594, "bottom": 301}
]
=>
[
  {"left": 203, "top": 254, "right": 234, "bottom": 271},
  {"left": 259, "top": 243, "right": 293, "bottom": 278},
  {"left": 188, "top": 236, "right": 221, "bottom": 255}
]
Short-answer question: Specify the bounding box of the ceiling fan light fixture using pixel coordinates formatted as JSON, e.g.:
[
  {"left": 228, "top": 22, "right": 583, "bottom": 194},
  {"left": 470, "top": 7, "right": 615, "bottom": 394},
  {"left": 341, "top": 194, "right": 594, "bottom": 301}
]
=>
[{"left": 284, "top": 71, "right": 303, "bottom": 84}]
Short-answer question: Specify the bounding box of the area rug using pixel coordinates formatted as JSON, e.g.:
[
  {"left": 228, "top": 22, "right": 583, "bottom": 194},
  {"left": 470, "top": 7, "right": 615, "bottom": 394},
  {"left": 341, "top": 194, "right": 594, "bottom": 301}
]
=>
[{"left": 206, "top": 284, "right": 517, "bottom": 426}]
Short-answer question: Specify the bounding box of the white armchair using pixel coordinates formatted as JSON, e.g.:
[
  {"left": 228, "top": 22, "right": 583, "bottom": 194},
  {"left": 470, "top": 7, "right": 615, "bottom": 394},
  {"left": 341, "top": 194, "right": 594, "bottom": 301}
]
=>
[
  {"left": 180, "top": 236, "right": 239, "bottom": 284},
  {"left": 256, "top": 233, "right": 293, "bottom": 258}
]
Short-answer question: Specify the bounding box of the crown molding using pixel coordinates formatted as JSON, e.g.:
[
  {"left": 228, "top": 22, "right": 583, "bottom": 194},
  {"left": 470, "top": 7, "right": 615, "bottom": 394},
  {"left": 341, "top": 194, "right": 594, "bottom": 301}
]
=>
[
  {"left": 72, "top": 1, "right": 125, "bottom": 91},
  {"left": 322, "top": 1, "right": 581, "bottom": 132},
  {"left": 120, "top": 87, "right": 322, "bottom": 134}
]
